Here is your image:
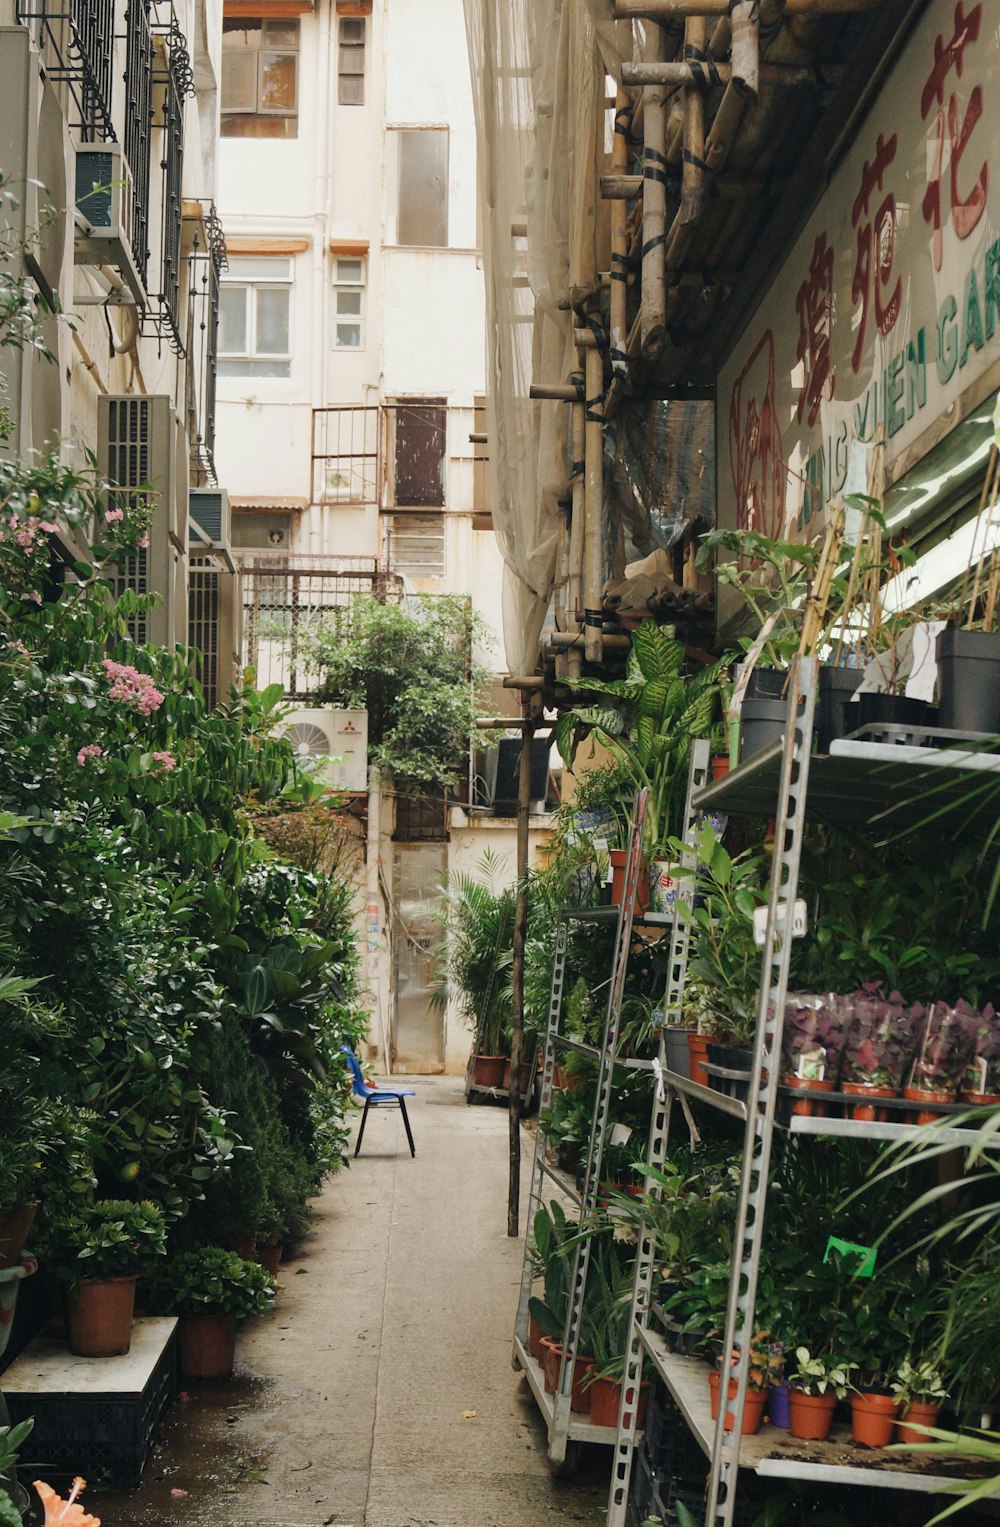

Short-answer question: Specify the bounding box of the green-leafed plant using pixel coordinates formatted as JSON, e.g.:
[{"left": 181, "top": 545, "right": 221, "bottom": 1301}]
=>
[
  {"left": 46, "top": 1198, "right": 166, "bottom": 1286},
  {"left": 787, "top": 1348, "right": 852, "bottom": 1399},
  {"left": 678, "top": 823, "right": 768, "bottom": 1048},
  {"left": 142, "top": 1245, "right": 275, "bottom": 1318},
  {"left": 528, "top": 1201, "right": 579, "bottom": 1341},
  {"left": 432, "top": 851, "right": 515, "bottom": 1057},
  {"left": 554, "top": 620, "right": 723, "bottom": 853}
]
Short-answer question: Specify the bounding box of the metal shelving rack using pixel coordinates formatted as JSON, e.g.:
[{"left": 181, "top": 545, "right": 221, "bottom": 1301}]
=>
[
  {"left": 607, "top": 656, "right": 1000, "bottom": 1527},
  {"left": 513, "top": 789, "right": 654, "bottom": 1466}
]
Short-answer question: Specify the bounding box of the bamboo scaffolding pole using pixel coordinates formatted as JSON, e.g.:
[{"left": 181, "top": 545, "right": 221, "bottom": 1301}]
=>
[
  {"left": 623, "top": 59, "right": 833, "bottom": 87},
  {"left": 583, "top": 345, "right": 606, "bottom": 663},
  {"left": 529, "top": 382, "right": 584, "bottom": 401},
  {"left": 610, "top": 87, "right": 632, "bottom": 389},
  {"left": 640, "top": 20, "right": 669, "bottom": 359},
  {"left": 567, "top": 399, "right": 586, "bottom": 679},
  {"left": 615, "top": 0, "right": 879, "bottom": 14},
  {"left": 670, "top": 15, "right": 707, "bottom": 273},
  {"left": 548, "top": 629, "right": 631, "bottom": 650},
  {"left": 600, "top": 172, "right": 778, "bottom": 199},
  {"left": 963, "top": 446, "right": 1000, "bottom": 627}
]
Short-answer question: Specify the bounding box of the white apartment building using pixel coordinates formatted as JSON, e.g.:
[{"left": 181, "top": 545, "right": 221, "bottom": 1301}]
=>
[{"left": 213, "top": 0, "right": 552, "bottom": 1075}]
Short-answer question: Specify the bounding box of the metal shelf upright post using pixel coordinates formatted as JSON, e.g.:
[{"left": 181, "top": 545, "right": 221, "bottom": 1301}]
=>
[{"left": 513, "top": 788, "right": 649, "bottom": 1464}]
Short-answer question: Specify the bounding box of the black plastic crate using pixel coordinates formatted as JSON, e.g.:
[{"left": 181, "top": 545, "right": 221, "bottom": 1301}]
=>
[{"left": 6, "top": 1323, "right": 177, "bottom": 1488}]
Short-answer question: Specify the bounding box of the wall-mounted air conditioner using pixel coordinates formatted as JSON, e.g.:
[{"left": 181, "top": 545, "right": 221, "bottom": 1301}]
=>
[
  {"left": 189, "top": 488, "right": 231, "bottom": 549},
  {"left": 98, "top": 394, "right": 186, "bottom": 649},
  {"left": 280, "top": 708, "right": 369, "bottom": 793},
  {"left": 74, "top": 142, "right": 145, "bottom": 306}
]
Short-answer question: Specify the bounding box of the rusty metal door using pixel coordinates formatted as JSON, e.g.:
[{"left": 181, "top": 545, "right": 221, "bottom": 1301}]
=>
[
  {"left": 393, "top": 400, "right": 446, "bottom": 507},
  {"left": 390, "top": 842, "right": 446, "bottom": 1071}
]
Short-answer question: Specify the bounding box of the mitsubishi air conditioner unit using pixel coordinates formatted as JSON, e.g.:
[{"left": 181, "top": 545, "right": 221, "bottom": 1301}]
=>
[
  {"left": 189, "top": 488, "right": 231, "bottom": 549},
  {"left": 281, "top": 708, "right": 369, "bottom": 793},
  {"left": 74, "top": 142, "right": 145, "bottom": 305}
]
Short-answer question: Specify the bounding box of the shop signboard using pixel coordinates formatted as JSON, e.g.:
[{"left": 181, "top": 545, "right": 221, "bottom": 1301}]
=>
[{"left": 717, "top": 0, "right": 1000, "bottom": 621}]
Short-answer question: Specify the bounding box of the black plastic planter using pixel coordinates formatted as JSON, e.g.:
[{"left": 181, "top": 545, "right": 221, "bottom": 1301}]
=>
[
  {"left": 705, "top": 1042, "right": 753, "bottom": 1102},
  {"left": 856, "top": 691, "right": 931, "bottom": 740},
  {"left": 937, "top": 627, "right": 1000, "bottom": 734},
  {"left": 739, "top": 698, "right": 799, "bottom": 761},
  {"left": 816, "top": 664, "right": 864, "bottom": 752}
]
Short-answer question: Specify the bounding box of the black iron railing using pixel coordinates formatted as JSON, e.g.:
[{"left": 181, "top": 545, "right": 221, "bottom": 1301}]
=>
[
  {"left": 123, "top": 0, "right": 154, "bottom": 287},
  {"left": 184, "top": 203, "right": 227, "bottom": 484},
  {"left": 143, "top": 15, "right": 193, "bottom": 352},
  {"left": 16, "top": 0, "right": 116, "bottom": 137}
]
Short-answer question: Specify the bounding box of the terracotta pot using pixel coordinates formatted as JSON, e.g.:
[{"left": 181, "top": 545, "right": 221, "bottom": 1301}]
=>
[
  {"left": 0, "top": 1254, "right": 37, "bottom": 1361},
  {"left": 710, "top": 754, "right": 730, "bottom": 781},
  {"left": 540, "top": 1336, "right": 563, "bottom": 1394},
  {"left": 528, "top": 1313, "right": 544, "bottom": 1360},
  {"left": 179, "top": 1312, "right": 238, "bottom": 1379},
  {"left": 502, "top": 1058, "right": 533, "bottom": 1093},
  {"left": 961, "top": 1090, "right": 1000, "bottom": 1107},
  {"left": 0, "top": 1203, "right": 37, "bottom": 1270},
  {"left": 688, "top": 1033, "right": 712, "bottom": 1089},
  {"left": 788, "top": 1388, "right": 837, "bottom": 1441},
  {"left": 571, "top": 1354, "right": 596, "bottom": 1413},
  {"left": 610, "top": 850, "right": 650, "bottom": 913},
  {"left": 587, "top": 1373, "right": 649, "bottom": 1430},
  {"left": 472, "top": 1054, "right": 507, "bottom": 1089},
  {"left": 256, "top": 1242, "right": 282, "bottom": 1277},
  {"left": 841, "top": 1082, "right": 897, "bottom": 1122},
  {"left": 229, "top": 1234, "right": 256, "bottom": 1259},
  {"left": 851, "top": 1391, "right": 899, "bottom": 1447},
  {"left": 896, "top": 1399, "right": 941, "bottom": 1445},
  {"left": 903, "top": 1085, "right": 954, "bottom": 1126},
  {"left": 781, "top": 1075, "right": 835, "bottom": 1118},
  {"left": 708, "top": 1372, "right": 768, "bottom": 1435},
  {"left": 67, "top": 1273, "right": 138, "bottom": 1357}
]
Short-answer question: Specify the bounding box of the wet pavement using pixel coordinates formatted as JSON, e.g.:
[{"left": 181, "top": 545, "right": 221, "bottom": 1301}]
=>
[{"left": 95, "top": 1075, "right": 610, "bottom": 1527}]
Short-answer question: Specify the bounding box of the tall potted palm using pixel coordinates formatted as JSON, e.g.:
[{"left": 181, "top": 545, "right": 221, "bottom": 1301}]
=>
[{"left": 433, "top": 853, "right": 516, "bottom": 1087}]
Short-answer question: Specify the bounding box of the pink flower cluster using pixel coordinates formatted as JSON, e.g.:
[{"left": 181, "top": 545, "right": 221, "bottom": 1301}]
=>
[
  {"left": 104, "top": 507, "right": 125, "bottom": 524},
  {"left": 151, "top": 750, "right": 176, "bottom": 771},
  {"left": 0, "top": 512, "right": 59, "bottom": 550},
  {"left": 77, "top": 744, "right": 103, "bottom": 766},
  {"left": 103, "top": 659, "right": 164, "bottom": 716}
]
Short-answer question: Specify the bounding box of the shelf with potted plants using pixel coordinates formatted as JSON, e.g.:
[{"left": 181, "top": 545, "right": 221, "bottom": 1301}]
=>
[{"left": 608, "top": 501, "right": 1000, "bottom": 1527}]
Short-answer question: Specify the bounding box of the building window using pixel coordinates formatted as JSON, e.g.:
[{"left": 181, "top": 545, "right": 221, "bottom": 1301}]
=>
[
  {"left": 333, "top": 257, "right": 365, "bottom": 348},
  {"left": 388, "top": 513, "right": 445, "bottom": 581},
  {"left": 395, "top": 129, "right": 449, "bottom": 247},
  {"left": 338, "top": 16, "right": 365, "bottom": 105},
  {"left": 218, "top": 256, "right": 292, "bottom": 377},
  {"left": 221, "top": 17, "right": 299, "bottom": 138}
]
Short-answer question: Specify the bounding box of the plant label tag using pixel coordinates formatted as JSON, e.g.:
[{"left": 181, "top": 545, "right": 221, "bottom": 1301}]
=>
[
  {"left": 824, "top": 1235, "right": 877, "bottom": 1278},
  {"left": 609, "top": 1123, "right": 633, "bottom": 1147},
  {"left": 752, "top": 899, "right": 807, "bottom": 946}
]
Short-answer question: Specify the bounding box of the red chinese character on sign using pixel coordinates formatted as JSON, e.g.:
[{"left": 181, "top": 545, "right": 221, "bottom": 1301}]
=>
[
  {"left": 921, "top": 1, "right": 988, "bottom": 271},
  {"left": 795, "top": 232, "right": 836, "bottom": 426},
  {"left": 850, "top": 133, "right": 901, "bottom": 373}
]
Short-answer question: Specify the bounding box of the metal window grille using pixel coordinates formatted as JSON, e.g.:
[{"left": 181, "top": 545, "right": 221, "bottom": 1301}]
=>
[
  {"left": 392, "top": 789, "right": 448, "bottom": 842},
  {"left": 188, "top": 557, "right": 220, "bottom": 707},
  {"left": 15, "top": 0, "right": 115, "bottom": 137},
  {"left": 104, "top": 396, "right": 153, "bottom": 644},
  {"left": 237, "top": 554, "right": 401, "bottom": 700},
  {"left": 144, "top": 22, "right": 194, "bottom": 352},
  {"left": 123, "top": 0, "right": 154, "bottom": 287},
  {"left": 311, "top": 405, "right": 380, "bottom": 504},
  {"left": 184, "top": 204, "right": 226, "bottom": 485}
]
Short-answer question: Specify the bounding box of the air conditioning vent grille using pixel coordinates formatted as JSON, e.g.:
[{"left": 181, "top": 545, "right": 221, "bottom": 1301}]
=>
[{"left": 75, "top": 149, "right": 117, "bottom": 230}]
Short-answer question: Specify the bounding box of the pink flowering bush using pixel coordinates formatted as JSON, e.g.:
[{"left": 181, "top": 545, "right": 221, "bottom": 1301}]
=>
[{"left": 103, "top": 659, "right": 164, "bottom": 716}]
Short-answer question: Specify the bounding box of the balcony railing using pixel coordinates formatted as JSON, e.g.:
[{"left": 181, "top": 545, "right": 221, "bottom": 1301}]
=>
[
  {"left": 16, "top": 0, "right": 115, "bottom": 137},
  {"left": 184, "top": 203, "right": 227, "bottom": 485},
  {"left": 143, "top": 14, "right": 193, "bottom": 351},
  {"left": 123, "top": 0, "right": 154, "bottom": 288}
]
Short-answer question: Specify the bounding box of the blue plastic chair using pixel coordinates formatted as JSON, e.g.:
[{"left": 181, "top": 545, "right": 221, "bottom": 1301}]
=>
[{"left": 341, "top": 1046, "right": 416, "bottom": 1157}]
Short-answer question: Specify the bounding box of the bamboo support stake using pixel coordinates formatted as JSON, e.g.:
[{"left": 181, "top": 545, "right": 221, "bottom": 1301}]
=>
[
  {"left": 583, "top": 345, "right": 605, "bottom": 664},
  {"left": 799, "top": 508, "right": 844, "bottom": 657},
  {"left": 610, "top": 88, "right": 632, "bottom": 389},
  {"left": 640, "top": 21, "right": 669, "bottom": 359},
  {"left": 964, "top": 446, "right": 1000, "bottom": 628},
  {"left": 567, "top": 399, "right": 586, "bottom": 679}
]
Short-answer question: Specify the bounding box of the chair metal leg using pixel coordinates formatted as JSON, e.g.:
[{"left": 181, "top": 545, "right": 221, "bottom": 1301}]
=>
[
  {"left": 355, "top": 1098, "right": 371, "bottom": 1156},
  {"left": 398, "top": 1098, "right": 415, "bottom": 1157}
]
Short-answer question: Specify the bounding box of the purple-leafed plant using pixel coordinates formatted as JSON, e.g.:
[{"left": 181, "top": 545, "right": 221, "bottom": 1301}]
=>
[
  {"left": 910, "top": 999, "right": 978, "bottom": 1093},
  {"left": 780, "top": 993, "right": 846, "bottom": 1082},
  {"left": 964, "top": 1003, "right": 1000, "bottom": 1094},
  {"left": 840, "top": 983, "right": 924, "bottom": 1089}
]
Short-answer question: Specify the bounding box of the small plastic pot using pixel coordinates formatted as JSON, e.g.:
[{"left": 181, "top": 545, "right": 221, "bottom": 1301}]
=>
[
  {"left": 902, "top": 1085, "right": 955, "bottom": 1126},
  {"left": 708, "top": 1372, "right": 767, "bottom": 1435},
  {"left": 841, "top": 1081, "right": 897, "bottom": 1121},
  {"left": 768, "top": 1380, "right": 791, "bottom": 1429},
  {"left": 540, "top": 1336, "right": 561, "bottom": 1394},
  {"left": 851, "top": 1391, "right": 899, "bottom": 1447},
  {"left": 688, "top": 1033, "right": 711, "bottom": 1089},
  {"left": 781, "top": 1074, "right": 835, "bottom": 1117},
  {"left": 788, "top": 1388, "right": 837, "bottom": 1441},
  {"left": 937, "top": 627, "right": 1000, "bottom": 733},
  {"left": 896, "top": 1399, "right": 941, "bottom": 1445}
]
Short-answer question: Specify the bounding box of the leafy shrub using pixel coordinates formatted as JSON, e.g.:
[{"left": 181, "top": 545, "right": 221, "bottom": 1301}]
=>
[{"left": 142, "top": 1246, "right": 275, "bottom": 1318}]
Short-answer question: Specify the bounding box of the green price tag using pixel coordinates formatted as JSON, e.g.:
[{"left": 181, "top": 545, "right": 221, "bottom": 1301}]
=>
[{"left": 824, "top": 1235, "right": 877, "bottom": 1278}]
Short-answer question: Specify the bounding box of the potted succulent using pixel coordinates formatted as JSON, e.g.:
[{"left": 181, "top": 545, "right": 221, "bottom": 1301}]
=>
[
  {"left": 840, "top": 985, "right": 923, "bottom": 1120},
  {"left": 904, "top": 1000, "right": 978, "bottom": 1122},
  {"left": 142, "top": 1245, "right": 275, "bottom": 1379},
  {"left": 50, "top": 1199, "right": 167, "bottom": 1357},
  {"left": 963, "top": 1003, "right": 1000, "bottom": 1104},
  {"left": 892, "top": 1359, "right": 948, "bottom": 1445},
  {"left": 786, "top": 1348, "right": 852, "bottom": 1441},
  {"left": 780, "top": 994, "right": 846, "bottom": 1116}
]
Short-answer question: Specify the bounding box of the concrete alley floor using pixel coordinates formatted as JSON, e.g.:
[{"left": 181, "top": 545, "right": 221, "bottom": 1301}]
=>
[{"left": 97, "top": 1075, "right": 609, "bottom": 1527}]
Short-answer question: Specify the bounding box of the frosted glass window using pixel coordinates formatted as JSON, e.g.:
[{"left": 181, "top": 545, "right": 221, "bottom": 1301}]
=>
[
  {"left": 333, "top": 256, "right": 366, "bottom": 349},
  {"left": 396, "top": 130, "right": 449, "bottom": 247}
]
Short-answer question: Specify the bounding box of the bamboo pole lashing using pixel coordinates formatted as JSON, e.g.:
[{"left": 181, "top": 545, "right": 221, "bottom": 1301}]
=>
[
  {"left": 583, "top": 344, "right": 605, "bottom": 664},
  {"left": 610, "top": 87, "right": 632, "bottom": 388},
  {"left": 799, "top": 507, "right": 844, "bottom": 657}
]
